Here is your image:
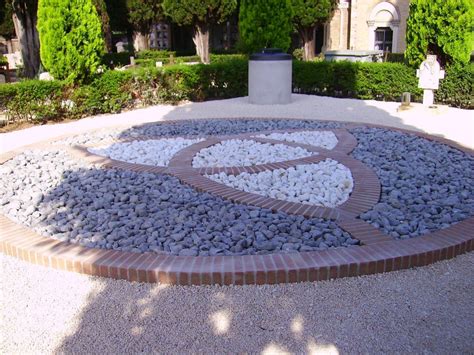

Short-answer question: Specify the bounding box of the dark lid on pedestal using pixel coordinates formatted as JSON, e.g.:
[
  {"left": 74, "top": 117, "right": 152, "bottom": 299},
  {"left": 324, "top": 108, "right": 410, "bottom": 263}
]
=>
[{"left": 250, "top": 48, "right": 291, "bottom": 61}]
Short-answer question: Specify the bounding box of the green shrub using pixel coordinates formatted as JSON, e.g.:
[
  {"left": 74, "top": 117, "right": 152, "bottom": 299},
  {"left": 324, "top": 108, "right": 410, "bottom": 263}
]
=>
[
  {"left": 135, "top": 49, "right": 176, "bottom": 60},
  {"left": 0, "top": 56, "right": 8, "bottom": 66},
  {"left": 102, "top": 52, "right": 133, "bottom": 67},
  {"left": 0, "top": 80, "right": 65, "bottom": 122},
  {"left": 135, "top": 55, "right": 201, "bottom": 67},
  {"left": 293, "top": 61, "right": 422, "bottom": 101},
  {"left": 1, "top": 59, "right": 471, "bottom": 126},
  {"left": 37, "top": 0, "right": 105, "bottom": 83},
  {"left": 435, "top": 63, "right": 474, "bottom": 109},
  {"left": 239, "top": 0, "right": 293, "bottom": 53},
  {"left": 292, "top": 48, "right": 304, "bottom": 61},
  {"left": 405, "top": 0, "right": 474, "bottom": 67},
  {"left": 71, "top": 69, "right": 133, "bottom": 115}
]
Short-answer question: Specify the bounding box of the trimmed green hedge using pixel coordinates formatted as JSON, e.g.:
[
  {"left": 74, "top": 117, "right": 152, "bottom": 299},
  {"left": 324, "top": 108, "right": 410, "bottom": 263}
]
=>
[
  {"left": 435, "top": 63, "right": 473, "bottom": 109},
  {"left": 0, "top": 59, "right": 471, "bottom": 124},
  {"left": 293, "top": 61, "right": 422, "bottom": 101}
]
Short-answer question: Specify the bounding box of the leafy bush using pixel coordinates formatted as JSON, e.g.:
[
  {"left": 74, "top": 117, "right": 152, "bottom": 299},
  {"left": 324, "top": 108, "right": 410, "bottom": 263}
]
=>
[
  {"left": 0, "top": 56, "right": 8, "bottom": 66},
  {"left": 135, "top": 55, "right": 201, "bottom": 67},
  {"left": 293, "top": 61, "right": 422, "bottom": 101},
  {"left": 0, "top": 80, "right": 65, "bottom": 122},
  {"left": 405, "top": 0, "right": 474, "bottom": 67},
  {"left": 71, "top": 69, "right": 133, "bottom": 115},
  {"left": 239, "top": 0, "right": 293, "bottom": 53},
  {"left": 102, "top": 52, "right": 133, "bottom": 67},
  {"left": 1, "top": 58, "right": 472, "bottom": 126},
  {"left": 435, "top": 63, "right": 473, "bottom": 109},
  {"left": 293, "top": 48, "right": 304, "bottom": 61},
  {"left": 135, "top": 50, "right": 176, "bottom": 60},
  {"left": 37, "top": 0, "right": 105, "bottom": 83}
]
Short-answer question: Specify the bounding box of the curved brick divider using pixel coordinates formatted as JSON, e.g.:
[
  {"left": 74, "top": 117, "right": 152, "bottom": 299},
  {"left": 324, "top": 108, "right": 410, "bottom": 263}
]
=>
[
  {"left": 1, "top": 213, "right": 472, "bottom": 284},
  {"left": 0, "top": 123, "right": 473, "bottom": 285}
]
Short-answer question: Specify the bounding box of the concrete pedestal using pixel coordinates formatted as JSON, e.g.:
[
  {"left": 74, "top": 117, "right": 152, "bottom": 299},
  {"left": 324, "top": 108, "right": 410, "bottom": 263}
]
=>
[{"left": 248, "top": 49, "right": 292, "bottom": 105}]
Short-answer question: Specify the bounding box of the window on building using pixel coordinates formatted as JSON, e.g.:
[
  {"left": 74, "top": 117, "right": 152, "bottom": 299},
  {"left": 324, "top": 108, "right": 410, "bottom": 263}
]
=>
[{"left": 374, "top": 27, "right": 393, "bottom": 52}]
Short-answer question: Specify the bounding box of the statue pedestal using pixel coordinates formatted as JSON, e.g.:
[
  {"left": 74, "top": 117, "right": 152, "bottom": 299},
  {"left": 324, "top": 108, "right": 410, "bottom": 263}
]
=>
[{"left": 422, "top": 89, "right": 434, "bottom": 106}]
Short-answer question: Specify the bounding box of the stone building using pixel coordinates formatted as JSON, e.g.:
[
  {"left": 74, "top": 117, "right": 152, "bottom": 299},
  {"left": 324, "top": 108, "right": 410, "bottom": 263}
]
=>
[{"left": 323, "top": 0, "right": 410, "bottom": 53}]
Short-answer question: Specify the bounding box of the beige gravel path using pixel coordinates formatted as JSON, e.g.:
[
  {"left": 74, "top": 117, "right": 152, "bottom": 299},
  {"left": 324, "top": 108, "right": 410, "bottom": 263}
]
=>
[
  {"left": 1, "top": 95, "right": 474, "bottom": 354},
  {"left": 1, "top": 252, "right": 473, "bottom": 354}
]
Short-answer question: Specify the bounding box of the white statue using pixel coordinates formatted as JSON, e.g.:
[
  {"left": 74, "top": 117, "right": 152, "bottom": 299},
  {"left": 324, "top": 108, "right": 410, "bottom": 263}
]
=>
[{"left": 416, "top": 55, "right": 445, "bottom": 106}]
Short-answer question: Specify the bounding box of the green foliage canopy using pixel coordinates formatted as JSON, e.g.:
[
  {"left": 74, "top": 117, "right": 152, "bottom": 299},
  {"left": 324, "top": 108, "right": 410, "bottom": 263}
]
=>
[
  {"left": 126, "top": 0, "right": 162, "bottom": 35},
  {"left": 0, "top": 0, "right": 15, "bottom": 39},
  {"left": 239, "top": 0, "right": 293, "bottom": 53},
  {"left": 291, "top": 0, "right": 335, "bottom": 29},
  {"left": 162, "top": 0, "right": 237, "bottom": 27},
  {"left": 405, "top": 0, "right": 474, "bottom": 67},
  {"left": 37, "top": 0, "right": 105, "bottom": 83}
]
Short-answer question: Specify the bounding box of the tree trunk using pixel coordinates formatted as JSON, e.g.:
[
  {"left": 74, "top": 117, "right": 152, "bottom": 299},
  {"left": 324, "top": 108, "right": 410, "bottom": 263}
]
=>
[
  {"left": 104, "top": 27, "right": 113, "bottom": 53},
  {"left": 193, "top": 23, "right": 210, "bottom": 64},
  {"left": 12, "top": 0, "right": 40, "bottom": 78},
  {"left": 301, "top": 27, "right": 316, "bottom": 61},
  {"left": 133, "top": 32, "right": 149, "bottom": 52}
]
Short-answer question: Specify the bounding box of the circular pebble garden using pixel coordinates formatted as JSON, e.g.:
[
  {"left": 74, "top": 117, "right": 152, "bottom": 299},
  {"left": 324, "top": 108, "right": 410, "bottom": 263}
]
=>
[{"left": 1, "top": 119, "right": 473, "bottom": 261}]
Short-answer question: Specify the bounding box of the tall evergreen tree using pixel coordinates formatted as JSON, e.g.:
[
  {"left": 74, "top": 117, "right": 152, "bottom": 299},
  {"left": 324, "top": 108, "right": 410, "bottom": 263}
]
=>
[
  {"left": 37, "top": 0, "right": 105, "bottom": 83},
  {"left": 12, "top": 0, "right": 40, "bottom": 78},
  {"left": 92, "top": 0, "right": 112, "bottom": 52},
  {"left": 239, "top": 0, "right": 293, "bottom": 53},
  {"left": 0, "top": 0, "right": 15, "bottom": 40},
  {"left": 292, "top": 0, "right": 336, "bottom": 61},
  {"left": 126, "top": 0, "right": 162, "bottom": 51},
  {"left": 405, "top": 0, "right": 474, "bottom": 67},
  {"left": 162, "top": 0, "right": 237, "bottom": 64}
]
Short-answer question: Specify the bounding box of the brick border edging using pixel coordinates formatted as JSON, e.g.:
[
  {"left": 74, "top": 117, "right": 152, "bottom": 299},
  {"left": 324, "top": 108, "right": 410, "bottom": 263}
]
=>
[
  {"left": 0, "top": 119, "right": 473, "bottom": 285},
  {"left": 1, "top": 214, "right": 472, "bottom": 284}
]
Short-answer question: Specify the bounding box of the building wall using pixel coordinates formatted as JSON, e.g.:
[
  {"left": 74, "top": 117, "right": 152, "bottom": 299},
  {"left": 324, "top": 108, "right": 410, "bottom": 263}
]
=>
[{"left": 325, "top": 0, "right": 410, "bottom": 53}]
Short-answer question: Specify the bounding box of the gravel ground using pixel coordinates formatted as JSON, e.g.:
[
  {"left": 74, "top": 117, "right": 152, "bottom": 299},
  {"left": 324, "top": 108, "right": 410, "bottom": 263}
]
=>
[
  {"left": 0, "top": 150, "right": 357, "bottom": 255},
  {"left": 1, "top": 96, "right": 474, "bottom": 353},
  {"left": 352, "top": 127, "right": 474, "bottom": 238},
  {"left": 1, "top": 252, "right": 473, "bottom": 354}
]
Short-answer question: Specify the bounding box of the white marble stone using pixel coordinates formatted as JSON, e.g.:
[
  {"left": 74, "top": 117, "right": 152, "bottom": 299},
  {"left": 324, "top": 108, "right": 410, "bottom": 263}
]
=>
[
  {"left": 89, "top": 138, "right": 204, "bottom": 167},
  {"left": 192, "top": 139, "right": 313, "bottom": 168},
  {"left": 207, "top": 159, "right": 353, "bottom": 208},
  {"left": 256, "top": 131, "right": 338, "bottom": 149}
]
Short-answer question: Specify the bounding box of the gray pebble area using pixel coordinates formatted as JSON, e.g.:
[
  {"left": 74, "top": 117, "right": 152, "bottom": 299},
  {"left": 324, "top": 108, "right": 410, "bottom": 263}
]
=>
[
  {"left": 54, "top": 119, "right": 342, "bottom": 146},
  {"left": 0, "top": 150, "right": 358, "bottom": 256},
  {"left": 351, "top": 127, "right": 474, "bottom": 239}
]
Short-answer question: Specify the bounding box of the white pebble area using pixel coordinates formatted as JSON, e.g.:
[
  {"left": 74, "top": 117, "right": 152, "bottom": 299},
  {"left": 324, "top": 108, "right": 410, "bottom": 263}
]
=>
[
  {"left": 256, "top": 130, "right": 338, "bottom": 150},
  {"left": 207, "top": 159, "right": 353, "bottom": 208},
  {"left": 192, "top": 139, "right": 313, "bottom": 168},
  {"left": 88, "top": 138, "right": 204, "bottom": 167}
]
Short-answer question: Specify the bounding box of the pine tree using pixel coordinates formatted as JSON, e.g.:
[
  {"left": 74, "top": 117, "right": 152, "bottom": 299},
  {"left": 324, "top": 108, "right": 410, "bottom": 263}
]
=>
[
  {"left": 238, "top": 0, "right": 293, "bottom": 53},
  {"left": 162, "top": 0, "right": 237, "bottom": 64},
  {"left": 126, "top": 0, "right": 163, "bottom": 52},
  {"left": 292, "top": 0, "right": 336, "bottom": 61},
  {"left": 0, "top": 0, "right": 15, "bottom": 40},
  {"left": 92, "top": 0, "right": 113, "bottom": 52},
  {"left": 12, "top": 0, "right": 41, "bottom": 78},
  {"left": 37, "top": 0, "right": 105, "bottom": 83},
  {"left": 405, "top": 0, "right": 474, "bottom": 67}
]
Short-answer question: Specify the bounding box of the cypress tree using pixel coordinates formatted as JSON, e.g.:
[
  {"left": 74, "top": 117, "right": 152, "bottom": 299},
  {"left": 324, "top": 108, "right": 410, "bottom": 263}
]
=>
[
  {"left": 405, "top": 0, "right": 474, "bottom": 67},
  {"left": 239, "top": 0, "right": 293, "bottom": 53},
  {"left": 162, "top": 0, "right": 237, "bottom": 64},
  {"left": 291, "top": 0, "right": 336, "bottom": 61},
  {"left": 37, "top": 0, "right": 105, "bottom": 83}
]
